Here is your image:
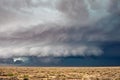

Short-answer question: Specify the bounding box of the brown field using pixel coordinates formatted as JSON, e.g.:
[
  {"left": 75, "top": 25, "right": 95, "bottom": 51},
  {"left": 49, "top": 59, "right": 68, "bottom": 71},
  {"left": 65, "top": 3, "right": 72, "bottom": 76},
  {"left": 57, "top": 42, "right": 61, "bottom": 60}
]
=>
[{"left": 0, "top": 67, "right": 119, "bottom": 80}]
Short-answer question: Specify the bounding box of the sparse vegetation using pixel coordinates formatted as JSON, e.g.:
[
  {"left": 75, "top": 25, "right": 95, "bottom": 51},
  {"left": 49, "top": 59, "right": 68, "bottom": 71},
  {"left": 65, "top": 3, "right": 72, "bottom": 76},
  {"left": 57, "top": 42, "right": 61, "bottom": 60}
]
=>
[
  {"left": 0, "top": 67, "right": 119, "bottom": 80},
  {"left": 7, "top": 73, "right": 14, "bottom": 76},
  {"left": 23, "top": 75, "right": 29, "bottom": 80}
]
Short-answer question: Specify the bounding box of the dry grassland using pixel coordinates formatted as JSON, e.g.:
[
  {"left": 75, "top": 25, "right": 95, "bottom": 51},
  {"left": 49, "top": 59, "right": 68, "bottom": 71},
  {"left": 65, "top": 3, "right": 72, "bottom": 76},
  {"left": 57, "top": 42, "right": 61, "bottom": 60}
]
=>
[{"left": 0, "top": 67, "right": 119, "bottom": 80}]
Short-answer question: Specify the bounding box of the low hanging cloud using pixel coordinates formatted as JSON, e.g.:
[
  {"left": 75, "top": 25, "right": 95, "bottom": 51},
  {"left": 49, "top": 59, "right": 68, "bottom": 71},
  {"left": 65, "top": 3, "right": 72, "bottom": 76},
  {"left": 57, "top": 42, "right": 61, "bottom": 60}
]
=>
[
  {"left": 0, "top": 45, "right": 102, "bottom": 58},
  {"left": 0, "top": 0, "right": 120, "bottom": 58}
]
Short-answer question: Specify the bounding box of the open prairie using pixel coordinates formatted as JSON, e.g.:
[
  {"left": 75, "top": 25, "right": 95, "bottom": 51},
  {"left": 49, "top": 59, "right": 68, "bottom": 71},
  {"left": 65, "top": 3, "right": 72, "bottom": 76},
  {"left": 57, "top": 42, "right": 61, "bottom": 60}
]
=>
[{"left": 0, "top": 67, "right": 119, "bottom": 80}]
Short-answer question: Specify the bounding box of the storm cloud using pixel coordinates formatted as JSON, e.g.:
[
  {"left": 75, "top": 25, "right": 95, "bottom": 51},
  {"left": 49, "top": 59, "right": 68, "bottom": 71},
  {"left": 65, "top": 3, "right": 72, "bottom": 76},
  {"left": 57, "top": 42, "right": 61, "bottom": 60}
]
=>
[{"left": 0, "top": 0, "right": 120, "bottom": 59}]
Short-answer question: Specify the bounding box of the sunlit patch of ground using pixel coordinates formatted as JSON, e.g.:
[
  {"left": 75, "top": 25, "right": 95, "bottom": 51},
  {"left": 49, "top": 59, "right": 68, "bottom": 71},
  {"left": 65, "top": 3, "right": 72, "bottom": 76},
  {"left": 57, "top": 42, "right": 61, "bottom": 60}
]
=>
[{"left": 0, "top": 67, "right": 119, "bottom": 80}]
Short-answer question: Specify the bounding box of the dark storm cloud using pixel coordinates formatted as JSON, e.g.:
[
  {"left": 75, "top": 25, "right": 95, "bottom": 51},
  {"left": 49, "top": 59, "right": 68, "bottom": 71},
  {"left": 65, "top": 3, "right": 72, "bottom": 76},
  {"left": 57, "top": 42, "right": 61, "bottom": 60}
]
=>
[{"left": 0, "top": 0, "right": 120, "bottom": 58}]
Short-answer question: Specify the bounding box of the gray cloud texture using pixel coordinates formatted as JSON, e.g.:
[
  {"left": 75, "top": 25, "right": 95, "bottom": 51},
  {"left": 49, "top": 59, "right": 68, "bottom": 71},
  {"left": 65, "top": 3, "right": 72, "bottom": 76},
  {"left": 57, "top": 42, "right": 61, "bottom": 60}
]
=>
[{"left": 0, "top": 0, "right": 120, "bottom": 58}]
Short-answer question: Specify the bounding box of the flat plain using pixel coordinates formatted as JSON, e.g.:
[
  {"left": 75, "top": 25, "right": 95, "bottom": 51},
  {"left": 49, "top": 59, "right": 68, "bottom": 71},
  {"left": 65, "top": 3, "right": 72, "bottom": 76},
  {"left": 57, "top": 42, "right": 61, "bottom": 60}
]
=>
[{"left": 0, "top": 67, "right": 120, "bottom": 80}]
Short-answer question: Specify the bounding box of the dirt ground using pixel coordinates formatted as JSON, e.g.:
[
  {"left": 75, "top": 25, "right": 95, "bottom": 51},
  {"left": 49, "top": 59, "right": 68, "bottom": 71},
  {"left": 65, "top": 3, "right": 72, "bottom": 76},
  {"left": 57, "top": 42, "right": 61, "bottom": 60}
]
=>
[{"left": 0, "top": 67, "right": 119, "bottom": 80}]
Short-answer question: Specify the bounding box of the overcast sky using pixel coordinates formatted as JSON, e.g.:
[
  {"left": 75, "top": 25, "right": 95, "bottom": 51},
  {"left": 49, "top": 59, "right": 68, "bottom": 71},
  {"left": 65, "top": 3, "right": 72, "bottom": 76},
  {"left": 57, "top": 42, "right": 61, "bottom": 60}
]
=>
[{"left": 0, "top": 0, "right": 120, "bottom": 66}]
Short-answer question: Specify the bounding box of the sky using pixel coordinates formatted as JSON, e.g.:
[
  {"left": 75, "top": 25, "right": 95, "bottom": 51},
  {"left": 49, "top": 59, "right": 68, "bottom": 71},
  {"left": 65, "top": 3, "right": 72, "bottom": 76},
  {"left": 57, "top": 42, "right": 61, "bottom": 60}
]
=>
[{"left": 0, "top": 0, "right": 120, "bottom": 66}]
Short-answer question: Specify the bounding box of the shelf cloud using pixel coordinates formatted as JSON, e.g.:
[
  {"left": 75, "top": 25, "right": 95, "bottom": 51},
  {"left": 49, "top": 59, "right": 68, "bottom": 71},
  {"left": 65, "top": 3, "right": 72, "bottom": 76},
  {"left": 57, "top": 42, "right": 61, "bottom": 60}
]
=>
[{"left": 0, "top": 0, "right": 120, "bottom": 58}]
